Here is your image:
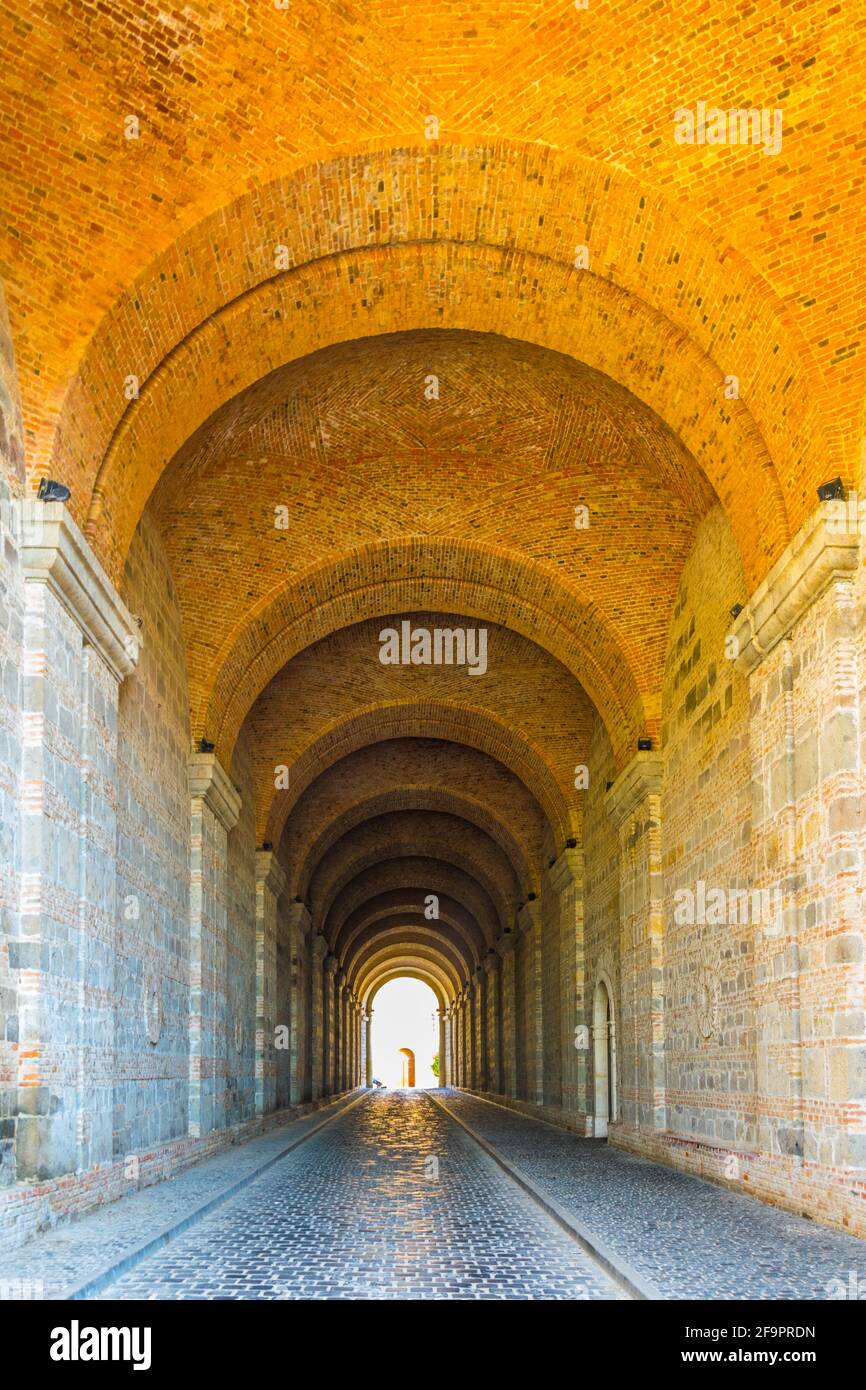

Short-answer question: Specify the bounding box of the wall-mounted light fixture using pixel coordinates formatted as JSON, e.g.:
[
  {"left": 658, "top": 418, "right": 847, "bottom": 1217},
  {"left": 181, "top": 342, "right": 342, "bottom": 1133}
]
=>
[
  {"left": 817, "top": 477, "right": 844, "bottom": 502},
  {"left": 37, "top": 478, "right": 71, "bottom": 502}
]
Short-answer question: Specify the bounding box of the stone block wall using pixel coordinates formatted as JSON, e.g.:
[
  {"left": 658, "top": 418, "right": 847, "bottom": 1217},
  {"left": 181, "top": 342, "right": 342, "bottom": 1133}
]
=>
[
  {"left": 540, "top": 873, "right": 562, "bottom": 1108},
  {"left": 583, "top": 715, "right": 621, "bottom": 1128},
  {"left": 0, "top": 282, "right": 25, "bottom": 1187},
  {"left": 660, "top": 507, "right": 755, "bottom": 1149},
  {"left": 452, "top": 502, "right": 866, "bottom": 1238},
  {"left": 226, "top": 728, "right": 256, "bottom": 1127},
  {"left": 116, "top": 513, "right": 191, "bottom": 1157},
  {"left": 0, "top": 499, "right": 336, "bottom": 1249}
]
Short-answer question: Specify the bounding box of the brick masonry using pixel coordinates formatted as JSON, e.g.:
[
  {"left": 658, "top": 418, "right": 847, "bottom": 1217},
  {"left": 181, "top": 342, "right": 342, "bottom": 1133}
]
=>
[{"left": 0, "top": 1, "right": 865, "bottom": 1257}]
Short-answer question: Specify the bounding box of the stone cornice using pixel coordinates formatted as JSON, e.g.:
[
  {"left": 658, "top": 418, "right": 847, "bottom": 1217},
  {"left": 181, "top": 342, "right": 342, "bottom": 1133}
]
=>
[
  {"left": 605, "top": 750, "right": 663, "bottom": 829},
  {"left": 254, "top": 850, "right": 287, "bottom": 901},
  {"left": 287, "top": 900, "right": 311, "bottom": 935},
  {"left": 517, "top": 900, "right": 540, "bottom": 935},
  {"left": 548, "top": 846, "right": 583, "bottom": 893},
  {"left": 729, "top": 501, "right": 860, "bottom": 673},
  {"left": 188, "top": 752, "right": 242, "bottom": 832},
  {"left": 17, "top": 500, "right": 141, "bottom": 681}
]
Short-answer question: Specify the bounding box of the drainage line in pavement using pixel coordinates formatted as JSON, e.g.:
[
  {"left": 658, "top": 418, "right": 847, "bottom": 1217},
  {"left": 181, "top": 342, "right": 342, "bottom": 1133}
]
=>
[
  {"left": 427, "top": 1091, "right": 660, "bottom": 1301},
  {"left": 66, "top": 1089, "right": 372, "bottom": 1302}
]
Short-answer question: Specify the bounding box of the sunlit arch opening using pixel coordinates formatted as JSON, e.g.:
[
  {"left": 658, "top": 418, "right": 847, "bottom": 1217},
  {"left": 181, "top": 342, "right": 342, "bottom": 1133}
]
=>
[{"left": 369, "top": 978, "right": 439, "bottom": 1089}]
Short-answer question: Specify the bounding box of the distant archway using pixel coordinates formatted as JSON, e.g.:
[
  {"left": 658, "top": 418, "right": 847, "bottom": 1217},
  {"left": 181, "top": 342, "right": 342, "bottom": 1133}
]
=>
[
  {"left": 369, "top": 978, "right": 439, "bottom": 1088},
  {"left": 399, "top": 1048, "right": 416, "bottom": 1088},
  {"left": 593, "top": 977, "right": 617, "bottom": 1138}
]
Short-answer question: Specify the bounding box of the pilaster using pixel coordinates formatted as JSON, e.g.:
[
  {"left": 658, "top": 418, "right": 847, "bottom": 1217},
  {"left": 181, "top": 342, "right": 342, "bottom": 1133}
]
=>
[
  {"left": 549, "top": 846, "right": 585, "bottom": 1117},
  {"left": 472, "top": 967, "right": 485, "bottom": 1089},
  {"left": 729, "top": 500, "right": 863, "bottom": 1173},
  {"left": 496, "top": 931, "right": 518, "bottom": 1097},
  {"left": 323, "top": 956, "right": 338, "bottom": 1095},
  {"left": 286, "top": 900, "right": 309, "bottom": 1106},
  {"left": 188, "top": 752, "right": 241, "bottom": 1137},
  {"left": 437, "top": 1007, "right": 447, "bottom": 1088},
  {"left": 483, "top": 951, "right": 501, "bottom": 1093},
  {"left": 605, "top": 751, "right": 665, "bottom": 1132},
  {"left": 14, "top": 502, "right": 140, "bottom": 1179},
  {"left": 254, "top": 852, "right": 285, "bottom": 1116},
  {"left": 310, "top": 934, "right": 328, "bottom": 1100},
  {"left": 518, "top": 899, "right": 544, "bottom": 1105}
]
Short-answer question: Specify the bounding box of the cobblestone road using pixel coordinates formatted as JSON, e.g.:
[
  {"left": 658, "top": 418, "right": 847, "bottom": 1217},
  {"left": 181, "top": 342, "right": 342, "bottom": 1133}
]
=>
[
  {"left": 435, "top": 1092, "right": 866, "bottom": 1300},
  {"left": 94, "top": 1090, "right": 622, "bottom": 1301}
]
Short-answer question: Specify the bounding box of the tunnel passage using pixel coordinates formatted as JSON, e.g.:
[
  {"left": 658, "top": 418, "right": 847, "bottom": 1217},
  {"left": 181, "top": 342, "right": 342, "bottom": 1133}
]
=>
[{"left": 1, "top": 3, "right": 865, "bottom": 1250}]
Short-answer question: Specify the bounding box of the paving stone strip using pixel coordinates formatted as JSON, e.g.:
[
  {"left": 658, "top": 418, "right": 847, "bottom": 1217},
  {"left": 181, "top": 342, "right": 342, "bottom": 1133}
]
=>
[
  {"left": 0, "top": 1092, "right": 365, "bottom": 1300},
  {"left": 427, "top": 1090, "right": 656, "bottom": 1298},
  {"left": 435, "top": 1090, "right": 866, "bottom": 1301},
  {"left": 92, "top": 1089, "right": 624, "bottom": 1301}
]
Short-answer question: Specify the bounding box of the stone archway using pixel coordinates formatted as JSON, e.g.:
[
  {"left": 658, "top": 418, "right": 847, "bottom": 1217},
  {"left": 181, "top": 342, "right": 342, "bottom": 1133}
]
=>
[
  {"left": 593, "top": 977, "right": 617, "bottom": 1139},
  {"left": 399, "top": 1048, "right": 416, "bottom": 1088}
]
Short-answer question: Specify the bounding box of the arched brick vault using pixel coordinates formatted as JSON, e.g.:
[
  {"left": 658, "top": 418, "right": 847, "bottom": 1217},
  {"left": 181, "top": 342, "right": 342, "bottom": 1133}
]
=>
[
  {"left": 319, "top": 856, "right": 513, "bottom": 960},
  {"left": 325, "top": 860, "right": 501, "bottom": 951},
  {"left": 6, "top": 0, "right": 862, "bottom": 500},
  {"left": 17, "top": 141, "right": 841, "bottom": 578},
  {"left": 310, "top": 812, "right": 521, "bottom": 934},
  {"left": 362, "top": 963, "right": 454, "bottom": 1012},
  {"left": 1, "top": 2, "right": 864, "bottom": 1231},
  {"left": 356, "top": 945, "right": 464, "bottom": 1000},
  {"left": 249, "top": 614, "right": 591, "bottom": 842},
  {"left": 366, "top": 972, "right": 449, "bottom": 1015},
  {"left": 282, "top": 739, "right": 546, "bottom": 898},
  {"left": 212, "top": 539, "right": 646, "bottom": 773},
  {"left": 145, "top": 328, "right": 711, "bottom": 764},
  {"left": 348, "top": 927, "right": 470, "bottom": 989},
  {"left": 80, "top": 227, "right": 798, "bottom": 590},
  {"left": 339, "top": 896, "right": 485, "bottom": 970},
  {"left": 292, "top": 789, "right": 537, "bottom": 905},
  {"left": 263, "top": 702, "right": 571, "bottom": 848}
]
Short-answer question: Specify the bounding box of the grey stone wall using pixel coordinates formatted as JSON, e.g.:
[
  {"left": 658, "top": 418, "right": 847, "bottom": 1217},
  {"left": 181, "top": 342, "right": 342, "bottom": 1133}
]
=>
[
  {"left": 583, "top": 713, "right": 620, "bottom": 1122},
  {"left": 226, "top": 728, "right": 256, "bottom": 1125},
  {"left": 660, "top": 506, "right": 755, "bottom": 1147},
  {"left": 116, "top": 512, "right": 191, "bottom": 1156},
  {"left": 540, "top": 874, "right": 562, "bottom": 1107},
  {"left": 0, "top": 284, "right": 25, "bottom": 1185}
]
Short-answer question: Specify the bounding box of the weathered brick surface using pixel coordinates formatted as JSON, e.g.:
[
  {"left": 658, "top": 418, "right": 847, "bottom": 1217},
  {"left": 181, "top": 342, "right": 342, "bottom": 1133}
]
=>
[
  {"left": 226, "top": 729, "right": 256, "bottom": 1128},
  {"left": 116, "top": 513, "right": 191, "bottom": 1156},
  {"left": 660, "top": 508, "right": 755, "bottom": 1149},
  {"left": 1, "top": 0, "right": 866, "bottom": 1256},
  {"left": 0, "top": 287, "right": 25, "bottom": 1185},
  {"left": 3, "top": 2, "right": 861, "bottom": 517}
]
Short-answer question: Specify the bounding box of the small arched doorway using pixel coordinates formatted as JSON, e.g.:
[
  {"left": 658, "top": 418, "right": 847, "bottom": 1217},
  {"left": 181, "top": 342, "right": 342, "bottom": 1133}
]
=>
[
  {"left": 593, "top": 978, "right": 617, "bottom": 1138},
  {"left": 399, "top": 1048, "right": 415, "bottom": 1087}
]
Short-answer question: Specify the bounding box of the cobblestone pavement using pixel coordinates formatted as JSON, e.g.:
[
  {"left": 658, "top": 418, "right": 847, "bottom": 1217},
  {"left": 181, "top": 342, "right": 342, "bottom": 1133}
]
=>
[
  {"left": 435, "top": 1091, "right": 866, "bottom": 1300},
  {"left": 93, "top": 1090, "right": 622, "bottom": 1301},
  {"left": 0, "top": 1094, "right": 360, "bottom": 1299}
]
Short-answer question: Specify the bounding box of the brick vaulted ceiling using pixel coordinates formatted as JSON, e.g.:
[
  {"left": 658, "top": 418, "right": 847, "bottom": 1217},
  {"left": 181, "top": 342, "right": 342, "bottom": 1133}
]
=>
[
  {"left": 2, "top": 0, "right": 863, "bottom": 985},
  {"left": 150, "top": 330, "right": 710, "bottom": 766}
]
